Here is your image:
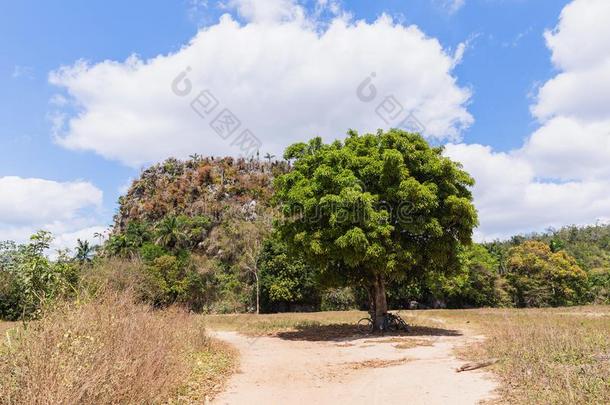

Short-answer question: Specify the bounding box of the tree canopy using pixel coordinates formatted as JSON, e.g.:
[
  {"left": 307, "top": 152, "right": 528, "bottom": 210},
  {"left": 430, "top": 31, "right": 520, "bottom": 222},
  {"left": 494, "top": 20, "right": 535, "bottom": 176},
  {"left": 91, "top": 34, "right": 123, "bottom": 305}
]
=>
[
  {"left": 507, "top": 240, "right": 588, "bottom": 307},
  {"left": 275, "top": 129, "right": 478, "bottom": 327}
]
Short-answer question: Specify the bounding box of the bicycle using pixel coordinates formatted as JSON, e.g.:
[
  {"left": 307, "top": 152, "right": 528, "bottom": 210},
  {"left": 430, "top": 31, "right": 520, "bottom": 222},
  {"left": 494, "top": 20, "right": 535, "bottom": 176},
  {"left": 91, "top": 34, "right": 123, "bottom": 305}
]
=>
[{"left": 357, "top": 312, "right": 409, "bottom": 334}]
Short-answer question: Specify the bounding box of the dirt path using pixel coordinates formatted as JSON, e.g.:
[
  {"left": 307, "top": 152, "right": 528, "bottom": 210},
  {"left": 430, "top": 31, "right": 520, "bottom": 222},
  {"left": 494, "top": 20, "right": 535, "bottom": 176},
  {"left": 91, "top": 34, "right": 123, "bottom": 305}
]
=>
[{"left": 211, "top": 327, "right": 498, "bottom": 405}]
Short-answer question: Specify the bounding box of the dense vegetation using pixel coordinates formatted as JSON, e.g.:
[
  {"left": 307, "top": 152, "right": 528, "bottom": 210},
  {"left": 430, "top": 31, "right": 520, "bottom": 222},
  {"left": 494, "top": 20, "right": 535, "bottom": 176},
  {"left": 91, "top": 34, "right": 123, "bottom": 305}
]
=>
[{"left": 1, "top": 132, "right": 609, "bottom": 322}]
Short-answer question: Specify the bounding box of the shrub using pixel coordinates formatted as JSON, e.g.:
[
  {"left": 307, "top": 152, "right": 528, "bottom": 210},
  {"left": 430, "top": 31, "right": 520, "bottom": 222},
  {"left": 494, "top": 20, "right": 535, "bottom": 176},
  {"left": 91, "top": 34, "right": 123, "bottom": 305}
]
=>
[
  {"left": 81, "top": 257, "right": 217, "bottom": 312},
  {"left": 587, "top": 267, "right": 610, "bottom": 304},
  {"left": 258, "top": 236, "right": 320, "bottom": 312},
  {"left": 0, "top": 232, "right": 79, "bottom": 320},
  {"left": 320, "top": 287, "right": 357, "bottom": 311},
  {"left": 426, "top": 244, "right": 511, "bottom": 308}
]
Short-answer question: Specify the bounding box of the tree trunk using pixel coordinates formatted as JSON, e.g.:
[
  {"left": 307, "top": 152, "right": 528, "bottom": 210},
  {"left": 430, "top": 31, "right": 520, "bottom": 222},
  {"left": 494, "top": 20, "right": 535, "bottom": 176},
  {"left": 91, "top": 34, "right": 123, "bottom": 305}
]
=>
[
  {"left": 367, "top": 285, "right": 376, "bottom": 319},
  {"left": 372, "top": 274, "right": 388, "bottom": 332},
  {"left": 255, "top": 272, "right": 260, "bottom": 315}
]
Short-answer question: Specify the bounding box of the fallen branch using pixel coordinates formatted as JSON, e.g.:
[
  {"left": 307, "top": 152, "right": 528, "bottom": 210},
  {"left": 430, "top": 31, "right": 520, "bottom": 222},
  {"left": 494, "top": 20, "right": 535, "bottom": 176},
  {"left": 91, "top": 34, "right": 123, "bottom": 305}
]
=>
[{"left": 456, "top": 358, "right": 498, "bottom": 372}]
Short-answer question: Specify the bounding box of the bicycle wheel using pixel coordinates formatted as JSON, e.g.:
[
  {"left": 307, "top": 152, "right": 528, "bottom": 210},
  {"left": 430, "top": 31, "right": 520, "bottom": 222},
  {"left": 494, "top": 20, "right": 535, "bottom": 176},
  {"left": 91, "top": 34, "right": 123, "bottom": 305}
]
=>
[{"left": 357, "top": 317, "right": 374, "bottom": 334}]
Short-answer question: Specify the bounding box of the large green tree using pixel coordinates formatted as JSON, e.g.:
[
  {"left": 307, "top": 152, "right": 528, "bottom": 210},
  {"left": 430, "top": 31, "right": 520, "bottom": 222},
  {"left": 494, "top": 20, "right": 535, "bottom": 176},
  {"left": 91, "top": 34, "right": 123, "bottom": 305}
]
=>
[{"left": 275, "top": 129, "right": 477, "bottom": 328}]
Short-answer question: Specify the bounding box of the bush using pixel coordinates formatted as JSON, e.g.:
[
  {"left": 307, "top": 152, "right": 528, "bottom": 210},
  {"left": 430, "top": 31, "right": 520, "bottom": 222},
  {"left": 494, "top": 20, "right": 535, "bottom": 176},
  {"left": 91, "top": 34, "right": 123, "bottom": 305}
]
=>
[
  {"left": 320, "top": 287, "right": 357, "bottom": 311},
  {"left": 587, "top": 267, "right": 610, "bottom": 304},
  {"left": 258, "top": 236, "right": 320, "bottom": 312},
  {"left": 0, "top": 232, "right": 79, "bottom": 320},
  {"left": 426, "top": 244, "right": 511, "bottom": 308},
  {"left": 81, "top": 256, "right": 218, "bottom": 312}
]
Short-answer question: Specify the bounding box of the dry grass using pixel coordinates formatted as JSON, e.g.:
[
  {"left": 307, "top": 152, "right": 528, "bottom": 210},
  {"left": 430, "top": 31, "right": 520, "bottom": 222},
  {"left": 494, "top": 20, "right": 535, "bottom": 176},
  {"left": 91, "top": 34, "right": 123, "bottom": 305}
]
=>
[
  {"left": 0, "top": 293, "right": 236, "bottom": 405},
  {"left": 202, "top": 310, "right": 458, "bottom": 341},
  {"left": 343, "top": 356, "right": 412, "bottom": 370},
  {"left": 173, "top": 338, "right": 237, "bottom": 403},
  {"left": 423, "top": 306, "right": 610, "bottom": 405},
  {"left": 0, "top": 322, "right": 17, "bottom": 338},
  {"left": 393, "top": 339, "right": 435, "bottom": 349},
  {"left": 202, "top": 310, "right": 368, "bottom": 335}
]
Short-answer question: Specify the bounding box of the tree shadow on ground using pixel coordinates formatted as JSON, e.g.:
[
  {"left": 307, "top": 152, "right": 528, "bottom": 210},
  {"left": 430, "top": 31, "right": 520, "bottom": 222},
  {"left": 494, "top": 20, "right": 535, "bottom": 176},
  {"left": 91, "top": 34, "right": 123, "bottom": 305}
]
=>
[{"left": 275, "top": 323, "right": 462, "bottom": 342}]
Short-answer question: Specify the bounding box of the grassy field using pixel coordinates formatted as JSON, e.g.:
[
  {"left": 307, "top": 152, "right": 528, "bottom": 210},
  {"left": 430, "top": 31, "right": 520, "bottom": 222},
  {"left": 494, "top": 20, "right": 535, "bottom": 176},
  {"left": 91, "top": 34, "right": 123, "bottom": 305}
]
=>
[
  {"left": 204, "top": 306, "right": 610, "bottom": 404},
  {"left": 432, "top": 306, "right": 610, "bottom": 405}
]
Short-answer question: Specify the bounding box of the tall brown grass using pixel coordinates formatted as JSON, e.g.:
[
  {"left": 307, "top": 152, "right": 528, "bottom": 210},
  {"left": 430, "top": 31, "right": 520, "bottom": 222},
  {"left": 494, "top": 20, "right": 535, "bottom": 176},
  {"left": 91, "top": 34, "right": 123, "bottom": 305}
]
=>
[
  {"left": 429, "top": 307, "right": 610, "bottom": 405},
  {"left": 0, "top": 292, "right": 232, "bottom": 404}
]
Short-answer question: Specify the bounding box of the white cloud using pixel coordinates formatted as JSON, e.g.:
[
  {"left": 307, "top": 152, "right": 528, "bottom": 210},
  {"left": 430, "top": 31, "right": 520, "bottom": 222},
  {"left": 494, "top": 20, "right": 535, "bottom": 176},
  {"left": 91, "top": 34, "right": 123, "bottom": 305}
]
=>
[
  {"left": 224, "top": 0, "right": 306, "bottom": 23},
  {"left": 49, "top": 0, "right": 472, "bottom": 167},
  {"left": 446, "top": 0, "right": 610, "bottom": 240},
  {"left": 50, "top": 225, "right": 108, "bottom": 254},
  {"left": 0, "top": 177, "right": 102, "bottom": 225},
  {"left": 533, "top": 0, "right": 610, "bottom": 123},
  {"left": 543, "top": 0, "right": 610, "bottom": 71},
  {"left": 434, "top": 0, "right": 465, "bottom": 14},
  {"left": 0, "top": 176, "right": 105, "bottom": 252},
  {"left": 445, "top": 144, "right": 610, "bottom": 240},
  {"left": 532, "top": 58, "right": 610, "bottom": 122},
  {"left": 520, "top": 117, "right": 610, "bottom": 181},
  {"left": 12, "top": 65, "right": 34, "bottom": 79}
]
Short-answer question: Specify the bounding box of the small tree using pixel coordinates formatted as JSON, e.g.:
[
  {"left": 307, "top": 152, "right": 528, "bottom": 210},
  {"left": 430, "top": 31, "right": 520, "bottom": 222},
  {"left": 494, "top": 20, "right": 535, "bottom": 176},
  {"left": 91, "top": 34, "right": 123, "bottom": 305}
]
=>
[
  {"left": 258, "top": 234, "right": 321, "bottom": 312},
  {"left": 238, "top": 221, "right": 267, "bottom": 314},
  {"left": 75, "top": 239, "right": 94, "bottom": 263},
  {"left": 275, "top": 129, "right": 477, "bottom": 329},
  {"left": 507, "top": 240, "right": 588, "bottom": 307},
  {"left": 206, "top": 218, "right": 271, "bottom": 314},
  {"left": 155, "top": 215, "right": 187, "bottom": 250},
  {"left": 264, "top": 153, "right": 276, "bottom": 164}
]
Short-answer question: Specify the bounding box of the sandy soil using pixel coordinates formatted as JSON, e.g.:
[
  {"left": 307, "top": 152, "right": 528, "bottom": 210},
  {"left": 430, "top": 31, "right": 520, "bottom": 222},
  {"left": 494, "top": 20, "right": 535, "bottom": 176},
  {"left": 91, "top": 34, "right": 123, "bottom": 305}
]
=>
[{"left": 211, "top": 326, "right": 498, "bottom": 405}]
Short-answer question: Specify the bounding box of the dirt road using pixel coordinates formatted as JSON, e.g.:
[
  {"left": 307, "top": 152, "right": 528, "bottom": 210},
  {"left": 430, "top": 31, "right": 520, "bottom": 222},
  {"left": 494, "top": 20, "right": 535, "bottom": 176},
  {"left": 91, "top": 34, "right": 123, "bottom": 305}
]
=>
[{"left": 211, "top": 326, "right": 497, "bottom": 405}]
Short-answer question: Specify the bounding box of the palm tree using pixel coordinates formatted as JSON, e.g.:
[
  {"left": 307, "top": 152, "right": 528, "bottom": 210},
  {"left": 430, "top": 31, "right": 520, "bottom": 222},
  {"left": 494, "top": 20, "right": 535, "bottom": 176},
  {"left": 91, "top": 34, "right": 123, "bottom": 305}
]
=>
[
  {"left": 75, "top": 239, "right": 94, "bottom": 263},
  {"left": 264, "top": 153, "right": 275, "bottom": 164},
  {"left": 93, "top": 231, "right": 104, "bottom": 245},
  {"left": 155, "top": 215, "right": 187, "bottom": 250}
]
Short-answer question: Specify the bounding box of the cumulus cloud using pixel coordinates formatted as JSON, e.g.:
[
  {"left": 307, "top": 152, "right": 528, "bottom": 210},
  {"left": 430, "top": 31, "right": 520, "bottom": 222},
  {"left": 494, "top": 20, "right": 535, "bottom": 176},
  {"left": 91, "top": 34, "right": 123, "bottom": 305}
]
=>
[
  {"left": 446, "top": 0, "right": 610, "bottom": 240},
  {"left": 49, "top": 0, "right": 472, "bottom": 167},
  {"left": 543, "top": 0, "right": 610, "bottom": 71},
  {"left": 0, "top": 176, "right": 105, "bottom": 252},
  {"left": 445, "top": 144, "right": 610, "bottom": 240},
  {"left": 520, "top": 117, "right": 610, "bottom": 181}
]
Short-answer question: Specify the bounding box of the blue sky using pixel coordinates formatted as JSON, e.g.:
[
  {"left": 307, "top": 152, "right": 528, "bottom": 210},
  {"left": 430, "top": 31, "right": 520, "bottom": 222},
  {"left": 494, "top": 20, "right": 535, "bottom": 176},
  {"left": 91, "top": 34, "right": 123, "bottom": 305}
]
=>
[{"left": 2, "top": 0, "right": 609, "bottom": 249}]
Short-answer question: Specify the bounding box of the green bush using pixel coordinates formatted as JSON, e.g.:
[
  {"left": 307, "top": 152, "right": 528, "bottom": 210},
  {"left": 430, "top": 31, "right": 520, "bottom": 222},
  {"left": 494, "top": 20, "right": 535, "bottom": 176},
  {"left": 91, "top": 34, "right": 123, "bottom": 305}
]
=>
[
  {"left": 320, "top": 287, "right": 357, "bottom": 311},
  {"left": 587, "top": 268, "right": 609, "bottom": 304},
  {"left": 258, "top": 236, "right": 320, "bottom": 312},
  {"left": 426, "top": 244, "right": 511, "bottom": 308},
  {"left": 0, "top": 232, "right": 79, "bottom": 320}
]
